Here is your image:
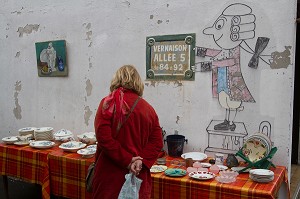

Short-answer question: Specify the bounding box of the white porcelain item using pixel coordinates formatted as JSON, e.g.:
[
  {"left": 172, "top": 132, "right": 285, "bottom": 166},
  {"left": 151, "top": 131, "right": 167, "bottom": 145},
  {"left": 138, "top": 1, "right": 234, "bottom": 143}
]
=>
[
  {"left": 77, "top": 148, "right": 96, "bottom": 158},
  {"left": 29, "top": 140, "right": 55, "bottom": 149},
  {"left": 18, "top": 127, "right": 36, "bottom": 136},
  {"left": 54, "top": 129, "right": 73, "bottom": 137},
  {"left": 150, "top": 165, "right": 168, "bottom": 173},
  {"left": 189, "top": 171, "right": 215, "bottom": 180},
  {"left": 2, "top": 136, "right": 19, "bottom": 144},
  {"left": 181, "top": 152, "right": 207, "bottom": 161},
  {"left": 59, "top": 141, "right": 87, "bottom": 152}
]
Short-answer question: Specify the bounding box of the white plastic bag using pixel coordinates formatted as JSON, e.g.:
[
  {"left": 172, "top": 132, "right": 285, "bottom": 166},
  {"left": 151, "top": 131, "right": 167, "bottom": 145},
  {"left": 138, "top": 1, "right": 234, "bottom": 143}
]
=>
[{"left": 118, "top": 173, "right": 142, "bottom": 199}]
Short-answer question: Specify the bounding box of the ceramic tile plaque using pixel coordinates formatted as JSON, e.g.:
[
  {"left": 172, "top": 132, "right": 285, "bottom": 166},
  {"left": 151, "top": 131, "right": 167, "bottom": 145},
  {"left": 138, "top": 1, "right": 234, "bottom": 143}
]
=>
[
  {"left": 35, "top": 40, "right": 67, "bottom": 77},
  {"left": 146, "top": 33, "right": 195, "bottom": 80}
]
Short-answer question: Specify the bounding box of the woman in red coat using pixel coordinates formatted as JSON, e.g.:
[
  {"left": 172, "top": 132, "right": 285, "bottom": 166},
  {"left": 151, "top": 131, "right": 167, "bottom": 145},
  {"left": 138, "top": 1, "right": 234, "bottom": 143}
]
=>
[{"left": 92, "top": 65, "right": 163, "bottom": 199}]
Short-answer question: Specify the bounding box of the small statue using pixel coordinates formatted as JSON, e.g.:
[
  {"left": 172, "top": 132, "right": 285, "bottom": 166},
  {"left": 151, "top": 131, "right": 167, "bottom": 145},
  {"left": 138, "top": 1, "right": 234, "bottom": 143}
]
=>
[{"left": 226, "top": 154, "right": 239, "bottom": 168}]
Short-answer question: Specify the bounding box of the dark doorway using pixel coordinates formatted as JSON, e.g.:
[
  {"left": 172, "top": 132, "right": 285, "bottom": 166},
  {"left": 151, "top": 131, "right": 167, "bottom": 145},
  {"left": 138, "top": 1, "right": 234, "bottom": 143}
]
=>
[{"left": 292, "top": 2, "right": 300, "bottom": 164}]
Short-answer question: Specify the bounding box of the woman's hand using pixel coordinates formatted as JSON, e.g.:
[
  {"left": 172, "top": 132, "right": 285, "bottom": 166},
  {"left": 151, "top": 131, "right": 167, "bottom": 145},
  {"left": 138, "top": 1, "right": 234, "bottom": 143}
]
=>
[
  {"left": 130, "top": 159, "right": 143, "bottom": 176},
  {"left": 127, "top": 156, "right": 143, "bottom": 175}
]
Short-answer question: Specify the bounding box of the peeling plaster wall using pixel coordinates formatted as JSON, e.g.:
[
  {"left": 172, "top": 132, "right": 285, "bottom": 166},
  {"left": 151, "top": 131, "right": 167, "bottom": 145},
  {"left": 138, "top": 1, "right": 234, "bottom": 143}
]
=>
[{"left": 0, "top": 0, "right": 296, "bottom": 176}]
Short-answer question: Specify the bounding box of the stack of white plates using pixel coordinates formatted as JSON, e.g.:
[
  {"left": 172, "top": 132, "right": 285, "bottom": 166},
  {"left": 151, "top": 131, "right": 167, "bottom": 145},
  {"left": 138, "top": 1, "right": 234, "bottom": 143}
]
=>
[
  {"left": 34, "top": 127, "right": 54, "bottom": 141},
  {"left": 249, "top": 169, "right": 274, "bottom": 183},
  {"left": 18, "top": 127, "right": 36, "bottom": 136}
]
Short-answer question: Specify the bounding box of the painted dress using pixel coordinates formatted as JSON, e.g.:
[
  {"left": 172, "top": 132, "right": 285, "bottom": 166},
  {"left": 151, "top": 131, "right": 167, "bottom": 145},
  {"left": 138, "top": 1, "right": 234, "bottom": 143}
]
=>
[{"left": 206, "top": 46, "right": 255, "bottom": 103}]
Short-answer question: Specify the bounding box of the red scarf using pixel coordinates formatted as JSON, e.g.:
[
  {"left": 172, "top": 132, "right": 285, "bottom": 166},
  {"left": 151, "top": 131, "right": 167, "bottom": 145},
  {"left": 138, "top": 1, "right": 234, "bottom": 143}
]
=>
[{"left": 102, "top": 87, "right": 130, "bottom": 131}]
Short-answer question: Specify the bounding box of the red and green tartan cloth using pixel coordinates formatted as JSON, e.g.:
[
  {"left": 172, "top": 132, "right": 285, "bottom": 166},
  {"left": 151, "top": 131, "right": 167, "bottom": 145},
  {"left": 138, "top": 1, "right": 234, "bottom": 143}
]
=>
[
  {"left": 0, "top": 143, "right": 289, "bottom": 199},
  {"left": 151, "top": 156, "right": 289, "bottom": 199},
  {"left": 0, "top": 143, "right": 55, "bottom": 199},
  {"left": 48, "top": 148, "right": 93, "bottom": 199}
]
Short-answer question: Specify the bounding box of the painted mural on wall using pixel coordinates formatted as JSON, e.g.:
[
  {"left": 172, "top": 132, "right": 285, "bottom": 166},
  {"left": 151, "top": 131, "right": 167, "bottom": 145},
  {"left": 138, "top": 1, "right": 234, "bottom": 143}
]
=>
[
  {"left": 35, "top": 40, "right": 68, "bottom": 77},
  {"left": 193, "top": 3, "right": 291, "bottom": 154}
]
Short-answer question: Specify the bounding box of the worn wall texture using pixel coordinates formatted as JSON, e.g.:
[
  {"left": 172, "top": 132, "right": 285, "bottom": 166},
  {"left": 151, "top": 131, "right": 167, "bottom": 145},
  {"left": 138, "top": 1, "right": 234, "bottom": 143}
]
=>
[{"left": 0, "top": 0, "right": 297, "bottom": 176}]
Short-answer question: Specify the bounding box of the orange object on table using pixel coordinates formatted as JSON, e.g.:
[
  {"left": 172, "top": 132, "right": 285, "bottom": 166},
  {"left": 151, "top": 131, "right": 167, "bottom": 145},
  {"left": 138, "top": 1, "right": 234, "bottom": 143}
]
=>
[
  {"left": 48, "top": 147, "right": 94, "bottom": 199},
  {"left": 151, "top": 156, "right": 289, "bottom": 199},
  {"left": 0, "top": 143, "right": 57, "bottom": 199}
]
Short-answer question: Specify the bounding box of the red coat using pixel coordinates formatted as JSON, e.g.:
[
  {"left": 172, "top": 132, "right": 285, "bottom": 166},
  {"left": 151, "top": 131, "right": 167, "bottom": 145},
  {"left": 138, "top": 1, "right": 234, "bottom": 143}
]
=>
[{"left": 92, "top": 90, "right": 163, "bottom": 199}]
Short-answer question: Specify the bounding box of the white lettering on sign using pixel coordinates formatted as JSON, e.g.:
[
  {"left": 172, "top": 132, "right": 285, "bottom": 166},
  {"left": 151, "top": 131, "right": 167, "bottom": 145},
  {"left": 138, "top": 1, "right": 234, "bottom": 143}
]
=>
[{"left": 153, "top": 44, "right": 188, "bottom": 52}]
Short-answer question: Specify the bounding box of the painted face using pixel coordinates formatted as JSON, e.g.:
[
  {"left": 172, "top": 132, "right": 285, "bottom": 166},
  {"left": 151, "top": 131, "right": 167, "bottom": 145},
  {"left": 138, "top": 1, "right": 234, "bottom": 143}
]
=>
[{"left": 203, "top": 15, "right": 242, "bottom": 50}]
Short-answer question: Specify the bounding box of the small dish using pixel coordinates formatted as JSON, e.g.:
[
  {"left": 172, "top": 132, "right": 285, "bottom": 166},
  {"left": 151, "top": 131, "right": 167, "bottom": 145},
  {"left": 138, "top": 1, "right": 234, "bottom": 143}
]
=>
[
  {"left": 217, "top": 165, "right": 228, "bottom": 171},
  {"left": 59, "top": 141, "right": 87, "bottom": 152},
  {"left": 164, "top": 169, "right": 187, "bottom": 177},
  {"left": 77, "top": 132, "right": 96, "bottom": 144},
  {"left": 200, "top": 163, "right": 211, "bottom": 168},
  {"left": 2, "top": 136, "right": 19, "bottom": 144},
  {"left": 189, "top": 171, "right": 215, "bottom": 180},
  {"left": 77, "top": 148, "right": 96, "bottom": 158},
  {"left": 150, "top": 165, "right": 168, "bottom": 173},
  {"left": 156, "top": 157, "right": 166, "bottom": 165},
  {"left": 29, "top": 140, "right": 55, "bottom": 149},
  {"left": 54, "top": 129, "right": 73, "bottom": 137},
  {"left": 181, "top": 152, "right": 207, "bottom": 162}
]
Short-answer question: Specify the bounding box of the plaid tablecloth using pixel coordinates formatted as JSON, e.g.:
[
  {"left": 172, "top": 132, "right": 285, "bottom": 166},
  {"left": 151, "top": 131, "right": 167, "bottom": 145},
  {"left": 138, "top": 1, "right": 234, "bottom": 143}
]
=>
[
  {"left": 0, "top": 143, "right": 57, "bottom": 199},
  {"left": 151, "top": 156, "right": 289, "bottom": 199},
  {"left": 48, "top": 148, "right": 94, "bottom": 199}
]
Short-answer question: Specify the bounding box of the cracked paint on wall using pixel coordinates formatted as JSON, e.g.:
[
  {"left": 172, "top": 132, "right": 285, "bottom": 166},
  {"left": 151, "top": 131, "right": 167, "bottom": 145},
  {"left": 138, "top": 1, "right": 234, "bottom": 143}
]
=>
[
  {"left": 13, "top": 81, "right": 22, "bottom": 120},
  {"left": 84, "top": 106, "right": 92, "bottom": 126},
  {"left": 176, "top": 116, "right": 180, "bottom": 124},
  {"left": 17, "top": 24, "right": 39, "bottom": 37},
  {"left": 270, "top": 46, "right": 292, "bottom": 69},
  {"left": 85, "top": 79, "right": 93, "bottom": 96}
]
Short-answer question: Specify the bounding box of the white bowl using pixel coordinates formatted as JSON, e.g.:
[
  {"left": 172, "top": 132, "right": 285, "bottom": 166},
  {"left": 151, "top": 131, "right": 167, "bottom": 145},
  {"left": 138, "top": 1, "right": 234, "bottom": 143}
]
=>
[
  {"left": 59, "top": 141, "right": 87, "bottom": 152},
  {"left": 181, "top": 152, "right": 207, "bottom": 161},
  {"left": 2, "top": 136, "right": 19, "bottom": 144}
]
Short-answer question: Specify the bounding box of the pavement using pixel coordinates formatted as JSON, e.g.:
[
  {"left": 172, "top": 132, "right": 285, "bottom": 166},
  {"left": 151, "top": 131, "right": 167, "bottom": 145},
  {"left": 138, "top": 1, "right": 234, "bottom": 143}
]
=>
[{"left": 0, "top": 176, "right": 42, "bottom": 199}]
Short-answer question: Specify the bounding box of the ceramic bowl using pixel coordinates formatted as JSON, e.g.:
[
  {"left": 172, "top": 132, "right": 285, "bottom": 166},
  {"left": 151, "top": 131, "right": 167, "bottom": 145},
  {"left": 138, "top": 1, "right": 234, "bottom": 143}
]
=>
[
  {"left": 18, "top": 127, "right": 36, "bottom": 136},
  {"left": 59, "top": 141, "right": 87, "bottom": 152}
]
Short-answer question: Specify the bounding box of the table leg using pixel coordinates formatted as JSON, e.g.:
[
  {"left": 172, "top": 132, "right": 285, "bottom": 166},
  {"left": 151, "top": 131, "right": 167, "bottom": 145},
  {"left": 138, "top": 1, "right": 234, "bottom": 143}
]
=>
[{"left": 2, "top": 175, "right": 9, "bottom": 199}]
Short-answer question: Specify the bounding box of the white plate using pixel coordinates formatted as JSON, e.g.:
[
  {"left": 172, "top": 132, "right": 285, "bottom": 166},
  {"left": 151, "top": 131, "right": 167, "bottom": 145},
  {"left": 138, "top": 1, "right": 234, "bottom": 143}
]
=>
[
  {"left": 189, "top": 171, "right": 215, "bottom": 180},
  {"left": 35, "top": 127, "right": 54, "bottom": 133},
  {"left": 77, "top": 148, "right": 96, "bottom": 158},
  {"left": 2, "top": 136, "right": 19, "bottom": 144},
  {"left": 59, "top": 141, "right": 87, "bottom": 152},
  {"left": 181, "top": 152, "right": 207, "bottom": 161},
  {"left": 217, "top": 165, "right": 228, "bottom": 171},
  {"left": 54, "top": 129, "right": 73, "bottom": 137},
  {"left": 29, "top": 140, "right": 55, "bottom": 149},
  {"left": 86, "top": 145, "right": 97, "bottom": 150},
  {"left": 200, "top": 163, "right": 211, "bottom": 168},
  {"left": 150, "top": 165, "right": 168, "bottom": 173},
  {"left": 249, "top": 169, "right": 274, "bottom": 176}
]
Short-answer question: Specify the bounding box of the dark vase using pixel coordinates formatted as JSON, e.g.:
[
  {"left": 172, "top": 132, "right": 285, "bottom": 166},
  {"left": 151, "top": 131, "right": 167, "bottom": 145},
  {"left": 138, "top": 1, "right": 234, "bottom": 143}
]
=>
[{"left": 226, "top": 154, "right": 239, "bottom": 168}]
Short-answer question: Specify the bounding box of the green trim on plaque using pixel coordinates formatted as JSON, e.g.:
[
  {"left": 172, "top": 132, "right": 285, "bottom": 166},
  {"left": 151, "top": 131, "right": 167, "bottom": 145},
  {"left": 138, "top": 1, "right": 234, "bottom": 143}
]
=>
[{"left": 146, "top": 33, "right": 196, "bottom": 81}]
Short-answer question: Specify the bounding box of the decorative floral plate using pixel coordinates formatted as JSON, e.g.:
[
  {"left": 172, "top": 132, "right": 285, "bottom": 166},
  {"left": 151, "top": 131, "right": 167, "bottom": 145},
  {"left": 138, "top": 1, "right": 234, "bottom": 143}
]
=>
[
  {"left": 164, "top": 169, "right": 187, "bottom": 177},
  {"left": 241, "top": 138, "right": 268, "bottom": 162},
  {"left": 189, "top": 171, "right": 215, "bottom": 180},
  {"left": 59, "top": 141, "right": 87, "bottom": 152},
  {"left": 181, "top": 152, "right": 207, "bottom": 161},
  {"left": 150, "top": 165, "right": 168, "bottom": 173},
  {"left": 29, "top": 140, "right": 55, "bottom": 149}
]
